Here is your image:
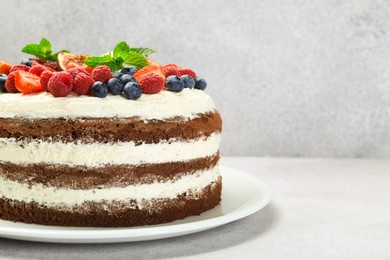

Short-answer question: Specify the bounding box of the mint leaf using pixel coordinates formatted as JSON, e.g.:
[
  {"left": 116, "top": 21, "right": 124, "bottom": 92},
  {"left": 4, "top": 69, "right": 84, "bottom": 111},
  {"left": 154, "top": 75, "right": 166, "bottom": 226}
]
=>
[
  {"left": 84, "top": 54, "right": 112, "bottom": 67},
  {"left": 122, "top": 51, "right": 148, "bottom": 68},
  {"left": 21, "top": 38, "right": 69, "bottom": 61},
  {"left": 39, "top": 38, "right": 52, "bottom": 54},
  {"left": 129, "top": 47, "right": 156, "bottom": 57},
  {"left": 113, "top": 42, "right": 130, "bottom": 59}
]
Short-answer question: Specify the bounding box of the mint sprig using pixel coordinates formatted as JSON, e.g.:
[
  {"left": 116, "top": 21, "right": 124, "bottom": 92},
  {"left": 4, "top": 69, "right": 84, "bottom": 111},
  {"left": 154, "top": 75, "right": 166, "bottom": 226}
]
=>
[
  {"left": 84, "top": 42, "right": 155, "bottom": 71},
  {"left": 22, "top": 38, "right": 69, "bottom": 62}
]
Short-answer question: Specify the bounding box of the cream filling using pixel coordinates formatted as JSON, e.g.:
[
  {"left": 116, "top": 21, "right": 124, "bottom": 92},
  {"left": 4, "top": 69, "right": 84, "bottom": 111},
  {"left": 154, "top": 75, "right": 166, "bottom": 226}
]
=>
[
  {"left": 0, "top": 166, "right": 220, "bottom": 209},
  {"left": 0, "top": 89, "right": 216, "bottom": 120},
  {"left": 0, "top": 133, "right": 221, "bottom": 167}
]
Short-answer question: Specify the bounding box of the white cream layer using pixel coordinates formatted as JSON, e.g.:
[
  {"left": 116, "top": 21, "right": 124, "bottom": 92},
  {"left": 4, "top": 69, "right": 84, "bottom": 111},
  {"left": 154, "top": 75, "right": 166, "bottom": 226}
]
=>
[
  {"left": 0, "top": 167, "right": 220, "bottom": 209},
  {"left": 0, "top": 89, "right": 216, "bottom": 120},
  {"left": 0, "top": 133, "right": 220, "bottom": 167}
]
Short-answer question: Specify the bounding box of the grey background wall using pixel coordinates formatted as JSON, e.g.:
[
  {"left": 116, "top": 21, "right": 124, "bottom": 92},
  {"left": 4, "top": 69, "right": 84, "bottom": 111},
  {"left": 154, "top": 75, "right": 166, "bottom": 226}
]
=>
[{"left": 1, "top": 0, "right": 390, "bottom": 158}]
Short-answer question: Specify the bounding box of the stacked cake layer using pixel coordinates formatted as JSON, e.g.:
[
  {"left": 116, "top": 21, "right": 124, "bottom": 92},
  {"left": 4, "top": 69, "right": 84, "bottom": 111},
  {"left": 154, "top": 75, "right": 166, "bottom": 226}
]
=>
[{"left": 0, "top": 89, "right": 222, "bottom": 227}]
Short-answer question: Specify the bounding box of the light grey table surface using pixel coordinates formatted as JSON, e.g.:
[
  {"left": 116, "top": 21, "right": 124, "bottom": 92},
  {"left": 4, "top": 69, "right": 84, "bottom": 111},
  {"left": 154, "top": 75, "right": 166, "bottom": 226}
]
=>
[{"left": 0, "top": 157, "right": 389, "bottom": 260}]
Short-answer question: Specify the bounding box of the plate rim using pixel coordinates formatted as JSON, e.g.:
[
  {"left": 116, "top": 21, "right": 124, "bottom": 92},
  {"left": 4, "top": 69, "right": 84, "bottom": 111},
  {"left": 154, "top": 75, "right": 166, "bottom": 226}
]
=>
[{"left": 0, "top": 166, "right": 271, "bottom": 243}]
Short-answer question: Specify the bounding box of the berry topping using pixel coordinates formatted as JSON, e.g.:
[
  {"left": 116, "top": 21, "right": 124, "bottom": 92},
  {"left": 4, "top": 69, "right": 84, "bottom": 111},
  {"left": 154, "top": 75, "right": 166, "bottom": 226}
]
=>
[
  {"left": 166, "top": 75, "right": 184, "bottom": 93},
  {"left": 67, "top": 67, "right": 87, "bottom": 79},
  {"left": 47, "top": 72, "right": 73, "bottom": 97},
  {"left": 91, "top": 65, "right": 113, "bottom": 83},
  {"left": 107, "top": 78, "right": 124, "bottom": 95},
  {"left": 40, "top": 70, "right": 54, "bottom": 92},
  {"left": 82, "top": 64, "right": 94, "bottom": 74},
  {"left": 0, "top": 74, "right": 7, "bottom": 92},
  {"left": 73, "top": 73, "right": 95, "bottom": 95},
  {"left": 178, "top": 68, "right": 196, "bottom": 78},
  {"left": 139, "top": 72, "right": 165, "bottom": 94},
  {"left": 114, "top": 72, "right": 124, "bottom": 79},
  {"left": 133, "top": 64, "right": 164, "bottom": 82},
  {"left": 4, "top": 72, "right": 19, "bottom": 93},
  {"left": 180, "top": 75, "right": 195, "bottom": 89},
  {"left": 160, "top": 64, "right": 181, "bottom": 77},
  {"left": 121, "top": 66, "right": 138, "bottom": 75},
  {"left": 21, "top": 58, "right": 34, "bottom": 67},
  {"left": 43, "top": 61, "right": 61, "bottom": 71},
  {"left": 123, "top": 82, "right": 142, "bottom": 100},
  {"left": 10, "top": 64, "right": 30, "bottom": 73},
  {"left": 120, "top": 74, "right": 136, "bottom": 85},
  {"left": 29, "top": 64, "right": 47, "bottom": 76},
  {"left": 91, "top": 81, "right": 108, "bottom": 98},
  {"left": 14, "top": 70, "right": 43, "bottom": 94},
  {"left": 0, "top": 61, "right": 13, "bottom": 75},
  {"left": 194, "top": 76, "right": 207, "bottom": 90}
]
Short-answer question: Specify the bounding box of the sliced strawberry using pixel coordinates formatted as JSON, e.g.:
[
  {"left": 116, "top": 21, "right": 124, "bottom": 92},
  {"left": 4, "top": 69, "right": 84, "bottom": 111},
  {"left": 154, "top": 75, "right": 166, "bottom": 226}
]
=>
[
  {"left": 0, "top": 61, "right": 13, "bottom": 74},
  {"left": 133, "top": 64, "right": 164, "bottom": 82},
  {"left": 14, "top": 70, "right": 43, "bottom": 94},
  {"left": 82, "top": 64, "right": 94, "bottom": 74}
]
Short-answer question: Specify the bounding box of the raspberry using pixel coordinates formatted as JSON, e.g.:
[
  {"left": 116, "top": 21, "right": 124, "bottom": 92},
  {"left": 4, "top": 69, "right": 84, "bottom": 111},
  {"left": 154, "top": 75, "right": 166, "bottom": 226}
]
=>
[
  {"left": 139, "top": 72, "right": 165, "bottom": 94},
  {"left": 47, "top": 72, "right": 73, "bottom": 97},
  {"left": 4, "top": 72, "right": 19, "bottom": 93},
  {"left": 160, "top": 64, "right": 181, "bottom": 77},
  {"left": 40, "top": 70, "right": 54, "bottom": 92},
  {"left": 43, "top": 61, "right": 61, "bottom": 71},
  {"left": 67, "top": 67, "right": 87, "bottom": 79},
  {"left": 178, "top": 68, "right": 196, "bottom": 78},
  {"left": 10, "top": 64, "right": 30, "bottom": 73},
  {"left": 73, "top": 73, "right": 95, "bottom": 95},
  {"left": 29, "top": 64, "right": 47, "bottom": 76},
  {"left": 91, "top": 65, "right": 113, "bottom": 83}
]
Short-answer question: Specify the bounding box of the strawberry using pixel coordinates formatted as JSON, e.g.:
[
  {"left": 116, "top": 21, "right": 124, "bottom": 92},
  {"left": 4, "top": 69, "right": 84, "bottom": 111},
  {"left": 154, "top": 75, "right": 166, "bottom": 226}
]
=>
[
  {"left": 0, "top": 61, "right": 13, "bottom": 74},
  {"left": 4, "top": 72, "right": 19, "bottom": 93},
  {"left": 178, "top": 68, "right": 196, "bottom": 78},
  {"left": 10, "top": 64, "right": 30, "bottom": 73},
  {"left": 160, "top": 64, "right": 181, "bottom": 77},
  {"left": 29, "top": 64, "right": 47, "bottom": 76},
  {"left": 91, "top": 65, "right": 113, "bottom": 83},
  {"left": 133, "top": 64, "right": 164, "bottom": 82},
  {"left": 139, "top": 72, "right": 165, "bottom": 94},
  {"left": 73, "top": 73, "right": 95, "bottom": 95},
  {"left": 47, "top": 72, "right": 73, "bottom": 97},
  {"left": 40, "top": 70, "right": 54, "bottom": 92},
  {"left": 82, "top": 64, "right": 94, "bottom": 74},
  {"left": 14, "top": 70, "right": 43, "bottom": 94}
]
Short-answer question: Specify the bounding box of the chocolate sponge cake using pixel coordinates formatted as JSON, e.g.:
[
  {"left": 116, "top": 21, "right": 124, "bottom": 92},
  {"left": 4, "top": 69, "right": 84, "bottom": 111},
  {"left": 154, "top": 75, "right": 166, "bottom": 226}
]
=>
[{"left": 0, "top": 90, "right": 222, "bottom": 227}]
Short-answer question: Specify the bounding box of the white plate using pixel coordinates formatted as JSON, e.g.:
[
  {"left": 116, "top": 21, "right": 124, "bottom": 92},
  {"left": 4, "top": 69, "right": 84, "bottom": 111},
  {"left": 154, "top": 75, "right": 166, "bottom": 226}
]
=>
[{"left": 0, "top": 166, "right": 271, "bottom": 244}]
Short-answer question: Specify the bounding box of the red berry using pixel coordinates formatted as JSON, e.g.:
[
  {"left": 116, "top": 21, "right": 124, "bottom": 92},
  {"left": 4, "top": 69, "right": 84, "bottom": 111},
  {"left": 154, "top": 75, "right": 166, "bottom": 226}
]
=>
[
  {"left": 67, "top": 67, "right": 87, "bottom": 79},
  {"left": 73, "top": 73, "right": 95, "bottom": 95},
  {"left": 43, "top": 61, "right": 61, "bottom": 71},
  {"left": 32, "top": 58, "right": 45, "bottom": 65},
  {"left": 10, "top": 64, "right": 30, "bottom": 73},
  {"left": 91, "top": 65, "right": 113, "bottom": 83},
  {"left": 160, "top": 64, "right": 181, "bottom": 77},
  {"left": 29, "top": 64, "right": 47, "bottom": 76},
  {"left": 47, "top": 72, "right": 73, "bottom": 97},
  {"left": 178, "top": 68, "right": 196, "bottom": 78},
  {"left": 139, "top": 72, "right": 165, "bottom": 94},
  {"left": 40, "top": 70, "right": 54, "bottom": 92},
  {"left": 0, "top": 61, "right": 13, "bottom": 74},
  {"left": 4, "top": 72, "right": 19, "bottom": 93},
  {"left": 14, "top": 70, "right": 43, "bottom": 94}
]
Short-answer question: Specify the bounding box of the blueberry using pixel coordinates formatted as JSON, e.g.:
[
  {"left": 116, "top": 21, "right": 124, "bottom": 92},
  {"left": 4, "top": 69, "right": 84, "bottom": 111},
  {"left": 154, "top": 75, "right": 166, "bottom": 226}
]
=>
[
  {"left": 166, "top": 75, "right": 184, "bottom": 93},
  {"left": 180, "top": 75, "right": 195, "bottom": 89},
  {"left": 123, "top": 82, "right": 142, "bottom": 100},
  {"left": 121, "top": 66, "right": 138, "bottom": 75},
  {"left": 120, "top": 74, "right": 137, "bottom": 85},
  {"left": 91, "top": 81, "right": 108, "bottom": 98},
  {"left": 0, "top": 74, "right": 7, "bottom": 93},
  {"left": 114, "top": 72, "right": 124, "bottom": 79},
  {"left": 21, "top": 58, "right": 33, "bottom": 67},
  {"left": 194, "top": 76, "right": 207, "bottom": 90},
  {"left": 107, "top": 78, "right": 124, "bottom": 95}
]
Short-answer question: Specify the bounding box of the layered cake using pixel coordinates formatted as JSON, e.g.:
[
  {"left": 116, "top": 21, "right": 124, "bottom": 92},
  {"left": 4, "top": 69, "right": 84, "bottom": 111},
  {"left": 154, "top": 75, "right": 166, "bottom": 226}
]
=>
[{"left": 0, "top": 39, "right": 222, "bottom": 227}]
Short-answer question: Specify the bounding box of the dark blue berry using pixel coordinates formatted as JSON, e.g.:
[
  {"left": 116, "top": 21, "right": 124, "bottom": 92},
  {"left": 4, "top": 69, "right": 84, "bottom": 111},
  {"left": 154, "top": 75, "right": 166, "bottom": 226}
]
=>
[
  {"left": 194, "top": 76, "right": 207, "bottom": 90},
  {"left": 180, "top": 75, "right": 195, "bottom": 89},
  {"left": 123, "top": 82, "right": 142, "bottom": 100},
  {"left": 107, "top": 78, "right": 124, "bottom": 95},
  {"left": 166, "top": 75, "right": 184, "bottom": 93},
  {"left": 21, "top": 58, "right": 33, "bottom": 67},
  {"left": 114, "top": 72, "right": 124, "bottom": 79},
  {"left": 121, "top": 66, "right": 138, "bottom": 75},
  {"left": 0, "top": 74, "right": 7, "bottom": 93},
  {"left": 91, "top": 81, "right": 108, "bottom": 98},
  {"left": 120, "top": 74, "right": 137, "bottom": 85}
]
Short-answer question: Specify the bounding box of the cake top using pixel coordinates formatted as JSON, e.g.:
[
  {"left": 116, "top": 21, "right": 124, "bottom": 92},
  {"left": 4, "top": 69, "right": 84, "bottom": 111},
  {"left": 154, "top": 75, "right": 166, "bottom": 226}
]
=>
[{"left": 0, "top": 38, "right": 208, "bottom": 101}]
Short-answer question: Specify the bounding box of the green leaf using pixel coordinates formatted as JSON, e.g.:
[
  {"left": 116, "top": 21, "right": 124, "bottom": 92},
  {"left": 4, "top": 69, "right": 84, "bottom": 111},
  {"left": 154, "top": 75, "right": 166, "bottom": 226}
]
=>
[
  {"left": 122, "top": 51, "right": 148, "bottom": 68},
  {"left": 113, "top": 42, "right": 130, "bottom": 59},
  {"left": 84, "top": 54, "right": 112, "bottom": 68},
  {"left": 129, "top": 47, "right": 156, "bottom": 57},
  {"left": 39, "top": 38, "right": 52, "bottom": 54},
  {"left": 21, "top": 38, "right": 69, "bottom": 61},
  {"left": 107, "top": 59, "right": 124, "bottom": 72}
]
